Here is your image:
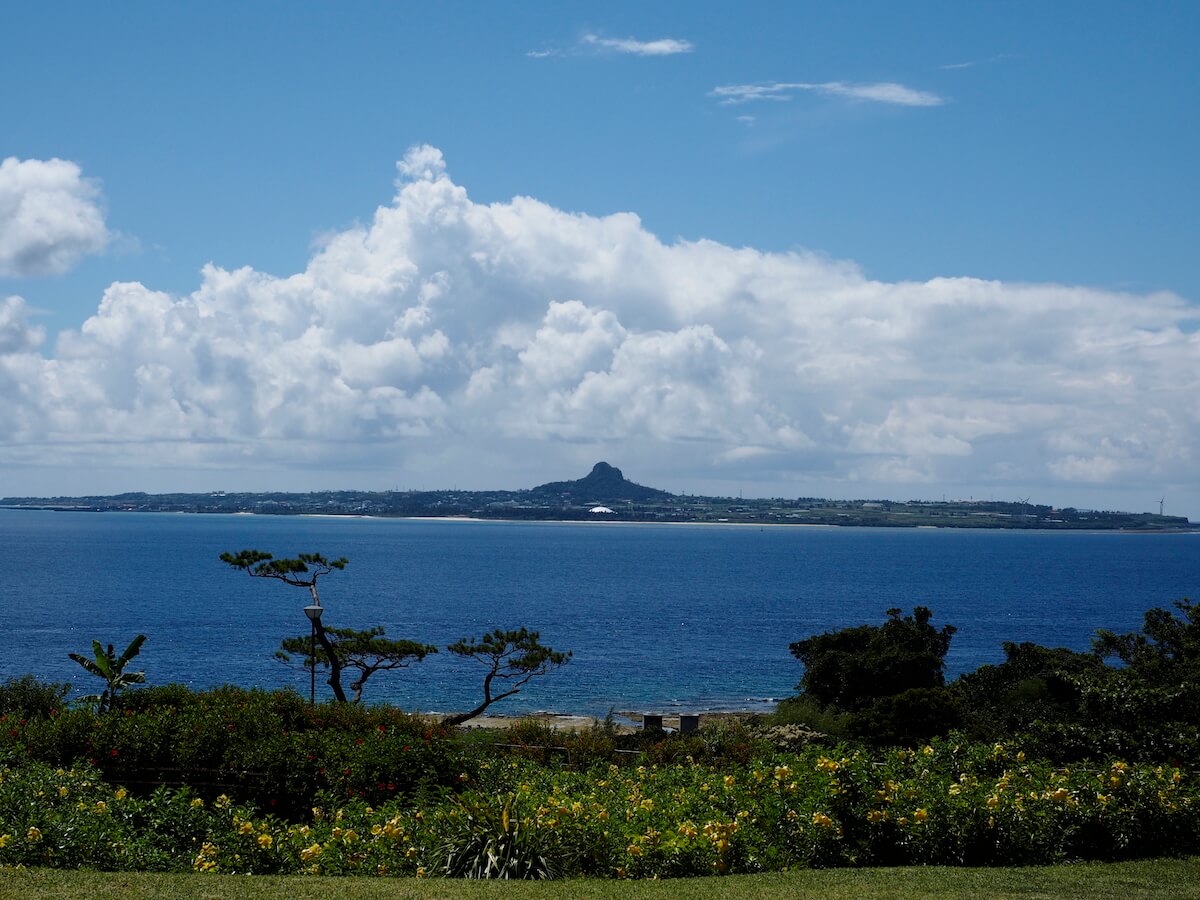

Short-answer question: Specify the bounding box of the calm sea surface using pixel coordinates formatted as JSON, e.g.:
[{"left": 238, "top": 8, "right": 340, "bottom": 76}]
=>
[{"left": 2, "top": 509, "right": 1196, "bottom": 718}]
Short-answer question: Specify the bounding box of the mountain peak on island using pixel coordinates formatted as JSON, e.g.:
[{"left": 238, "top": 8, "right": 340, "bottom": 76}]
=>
[{"left": 532, "top": 462, "right": 671, "bottom": 501}]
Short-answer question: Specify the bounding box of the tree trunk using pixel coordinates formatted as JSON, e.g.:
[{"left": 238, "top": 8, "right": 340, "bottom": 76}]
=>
[
  {"left": 313, "top": 621, "right": 348, "bottom": 703},
  {"left": 442, "top": 686, "right": 521, "bottom": 727}
]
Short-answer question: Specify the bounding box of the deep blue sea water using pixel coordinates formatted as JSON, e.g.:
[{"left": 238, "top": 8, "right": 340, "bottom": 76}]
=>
[{"left": 2, "top": 509, "right": 1196, "bottom": 718}]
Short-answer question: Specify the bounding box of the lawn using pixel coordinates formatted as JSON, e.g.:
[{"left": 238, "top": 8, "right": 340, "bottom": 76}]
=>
[{"left": 2, "top": 858, "right": 1199, "bottom": 900}]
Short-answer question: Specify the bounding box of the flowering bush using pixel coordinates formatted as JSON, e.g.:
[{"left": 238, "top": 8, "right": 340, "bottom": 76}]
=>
[{"left": 0, "top": 737, "right": 1197, "bottom": 878}]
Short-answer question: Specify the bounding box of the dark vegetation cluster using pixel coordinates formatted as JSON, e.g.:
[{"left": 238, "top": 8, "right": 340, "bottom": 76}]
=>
[{"left": 778, "top": 601, "right": 1200, "bottom": 765}]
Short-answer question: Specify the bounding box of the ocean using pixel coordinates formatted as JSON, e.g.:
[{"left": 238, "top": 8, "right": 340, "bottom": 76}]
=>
[{"left": 3, "top": 509, "right": 1196, "bottom": 718}]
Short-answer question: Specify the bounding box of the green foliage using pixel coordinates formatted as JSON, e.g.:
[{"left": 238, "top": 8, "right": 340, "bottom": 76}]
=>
[
  {"left": 1, "top": 736, "right": 1200, "bottom": 877},
  {"left": 277, "top": 626, "right": 438, "bottom": 703},
  {"left": 789, "top": 608, "right": 955, "bottom": 712},
  {"left": 444, "top": 629, "right": 571, "bottom": 726},
  {"left": 0, "top": 675, "right": 71, "bottom": 717},
  {"left": 1094, "top": 598, "right": 1200, "bottom": 687},
  {"left": 219, "top": 550, "right": 348, "bottom": 581},
  {"left": 0, "top": 686, "right": 462, "bottom": 814},
  {"left": 786, "top": 608, "right": 958, "bottom": 746},
  {"left": 434, "top": 795, "right": 561, "bottom": 879},
  {"left": 770, "top": 696, "right": 852, "bottom": 740},
  {"left": 953, "top": 642, "right": 1106, "bottom": 740},
  {"left": 68, "top": 635, "right": 147, "bottom": 713},
  {"left": 847, "top": 687, "right": 964, "bottom": 746}
]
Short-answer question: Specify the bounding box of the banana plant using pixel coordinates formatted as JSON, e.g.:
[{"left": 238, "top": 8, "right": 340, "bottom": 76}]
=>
[{"left": 69, "top": 634, "right": 147, "bottom": 712}]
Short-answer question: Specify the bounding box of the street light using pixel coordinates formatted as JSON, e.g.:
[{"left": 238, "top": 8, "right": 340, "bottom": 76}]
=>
[{"left": 304, "top": 604, "right": 323, "bottom": 705}]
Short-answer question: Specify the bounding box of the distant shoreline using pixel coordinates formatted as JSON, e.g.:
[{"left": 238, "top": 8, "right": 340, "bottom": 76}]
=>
[{"left": 2, "top": 506, "right": 1197, "bottom": 534}]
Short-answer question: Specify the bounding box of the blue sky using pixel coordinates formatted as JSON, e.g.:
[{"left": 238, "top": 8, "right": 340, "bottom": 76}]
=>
[{"left": 1, "top": 1, "right": 1199, "bottom": 516}]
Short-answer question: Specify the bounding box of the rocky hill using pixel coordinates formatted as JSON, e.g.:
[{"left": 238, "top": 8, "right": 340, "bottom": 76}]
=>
[{"left": 530, "top": 462, "right": 671, "bottom": 502}]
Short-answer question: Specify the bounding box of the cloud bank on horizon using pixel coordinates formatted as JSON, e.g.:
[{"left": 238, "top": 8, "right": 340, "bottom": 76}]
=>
[{"left": 1, "top": 146, "right": 1197, "bottom": 501}]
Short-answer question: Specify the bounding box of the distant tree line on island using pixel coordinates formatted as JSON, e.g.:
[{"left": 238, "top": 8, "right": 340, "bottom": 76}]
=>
[{"left": 2, "top": 461, "right": 1192, "bottom": 530}]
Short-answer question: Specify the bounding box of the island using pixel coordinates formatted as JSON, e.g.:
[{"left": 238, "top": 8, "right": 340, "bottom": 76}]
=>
[{"left": 1, "top": 462, "right": 1192, "bottom": 531}]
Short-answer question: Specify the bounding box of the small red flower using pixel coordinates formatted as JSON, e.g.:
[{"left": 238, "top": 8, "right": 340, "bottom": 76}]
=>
[{"left": 110, "top": 748, "right": 119, "bottom": 757}]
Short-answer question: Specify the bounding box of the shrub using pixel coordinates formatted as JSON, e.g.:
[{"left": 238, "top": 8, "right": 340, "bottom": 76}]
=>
[{"left": 0, "top": 675, "right": 71, "bottom": 717}]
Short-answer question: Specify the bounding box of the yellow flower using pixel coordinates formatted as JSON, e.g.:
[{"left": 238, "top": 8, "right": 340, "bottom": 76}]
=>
[
  {"left": 342, "top": 830, "right": 358, "bottom": 844},
  {"left": 724, "top": 775, "right": 736, "bottom": 788},
  {"left": 1016, "top": 751, "right": 1026, "bottom": 762},
  {"left": 866, "top": 810, "right": 887, "bottom": 824},
  {"left": 0, "top": 834, "right": 11, "bottom": 848},
  {"left": 913, "top": 808, "right": 928, "bottom": 823},
  {"left": 238, "top": 822, "right": 254, "bottom": 835},
  {"left": 299, "top": 843, "right": 323, "bottom": 861},
  {"left": 616, "top": 867, "right": 627, "bottom": 879},
  {"left": 257, "top": 834, "right": 273, "bottom": 849},
  {"left": 190, "top": 798, "right": 204, "bottom": 808},
  {"left": 816, "top": 756, "right": 840, "bottom": 772},
  {"left": 1051, "top": 788, "right": 1070, "bottom": 802},
  {"left": 923, "top": 745, "right": 935, "bottom": 756},
  {"left": 986, "top": 794, "right": 1000, "bottom": 808},
  {"left": 94, "top": 801, "right": 107, "bottom": 813},
  {"left": 215, "top": 794, "right": 231, "bottom": 809},
  {"left": 811, "top": 812, "right": 834, "bottom": 828},
  {"left": 948, "top": 784, "right": 962, "bottom": 796},
  {"left": 416, "top": 867, "right": 427, "bottom": 878},
  {"left": 774, "top": 765, "right": 792, "bottom": 780},
  {"left": 371, "top": 824, "right": 383, "bottom": 836},
  {"left": 114, "top": 788, "right": 127, "bottom": 801},
  {"left": 58, "top": 786, "right": 69, "bottom": 797},
  {"left": 627, "top": 843, "right": 643, "bottom": 857},
  {"left": 639, "top": 798, "right": 654, "bottom": 811},
  {"left": 26, "top": 826, "right": 42, "bottom": 843}
]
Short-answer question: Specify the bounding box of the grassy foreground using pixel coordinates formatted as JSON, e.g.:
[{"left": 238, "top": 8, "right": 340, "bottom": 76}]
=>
[{"left": 2, "top": 858, "right": 1200, "bottom": 900}]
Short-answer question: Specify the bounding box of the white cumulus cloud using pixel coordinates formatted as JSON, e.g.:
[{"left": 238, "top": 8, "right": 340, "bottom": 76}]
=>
[
  {"left": 0, "top": 157, "right": 111, "bottom": 276},
  {"left": 0, "top": 145, "right": 1197, "bottom": 507}
]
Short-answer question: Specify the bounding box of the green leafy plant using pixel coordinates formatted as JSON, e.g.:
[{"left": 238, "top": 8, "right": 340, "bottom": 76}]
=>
[
  {"left": 68, "top": 635, "right": 146, "bottom": 713},
  {"left": 435, "top": 794, "right": 560, "bottom": 879}
]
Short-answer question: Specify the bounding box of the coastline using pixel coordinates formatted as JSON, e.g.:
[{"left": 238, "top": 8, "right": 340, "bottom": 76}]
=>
[
  {"left": 3, "top": 505, "right": 1198, "bottom": 533},
  {"left": 431, "top": 710, "right": 763, "bottom": 733}
]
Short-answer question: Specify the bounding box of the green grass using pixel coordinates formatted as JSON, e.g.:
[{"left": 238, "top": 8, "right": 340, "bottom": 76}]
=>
[{"left": 3, "top": 859, "right": 1200, "bottom": 900}]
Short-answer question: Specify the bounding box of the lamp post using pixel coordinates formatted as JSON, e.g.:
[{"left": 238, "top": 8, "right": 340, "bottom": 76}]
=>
[{"left": 304, "top": 604, "right": 323, "bottom": 705}]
